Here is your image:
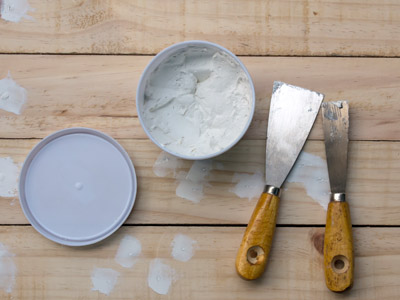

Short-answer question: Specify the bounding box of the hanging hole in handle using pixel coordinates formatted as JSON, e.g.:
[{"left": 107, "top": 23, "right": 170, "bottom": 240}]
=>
[
  {"left": 247, "top": 246, "right": 265, "bottom": 265},
  {"left": 331, "top": 255, "right": 349, "bottom": 274}
]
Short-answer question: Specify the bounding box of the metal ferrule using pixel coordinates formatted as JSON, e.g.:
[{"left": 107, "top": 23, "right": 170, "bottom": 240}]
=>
[
  {"left": 331, "top": 193, "right": 346, "bottom": 202},
  {"left": 264, "top": 185, "right": 281, "bottom": 196}
]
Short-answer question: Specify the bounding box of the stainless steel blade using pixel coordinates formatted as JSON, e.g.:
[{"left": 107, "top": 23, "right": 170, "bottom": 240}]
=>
[
  {"left": 265, "top": 82, "right": 324, "bottom": 188},
  {"left": 322, "top": 101, "right": 349, "bottom": 193}
]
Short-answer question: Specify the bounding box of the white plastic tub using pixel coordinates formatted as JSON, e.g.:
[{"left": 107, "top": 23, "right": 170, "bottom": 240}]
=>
[{"left": 136, "top": 40, "right": 255, "bottom": 160}]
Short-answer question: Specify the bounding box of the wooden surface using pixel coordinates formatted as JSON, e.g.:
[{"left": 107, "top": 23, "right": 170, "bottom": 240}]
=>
[
  {"left": 0, "top": 0, "right": 400, "bottom": 56},
  {"left": 1, "top": 0, "right": 399, "bottom": 299},
  {"left": 1, "top": 55, "right": 400, "bottom": 140},
  {"left": 1, "top": 139, "right": 399, "bottom": 226},
  {"left": 0, "top": 226, "right": 399, "bottom": 300}
]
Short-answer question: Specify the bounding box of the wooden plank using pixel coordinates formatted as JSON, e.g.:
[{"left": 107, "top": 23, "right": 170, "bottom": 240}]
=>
[
  {"left": 0, "top": 1, "right": 400, "bottom": 56},
  {"left": 0, "top": 226, "right": 399, "bottom": 299},
  {"left": 1, "top": 139, "right": 399, "bottom": 225},
  {"left": 1, "top": 55, "right": 400, "bottom": 140}
]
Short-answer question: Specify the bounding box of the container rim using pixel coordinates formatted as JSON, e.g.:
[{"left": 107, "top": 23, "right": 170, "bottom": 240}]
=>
[
  {"left": 136, "top": 40, "right": 256, "bottom": 160},
  {"left": 18, "top": 127, "right": 137, "bottom": 246}
]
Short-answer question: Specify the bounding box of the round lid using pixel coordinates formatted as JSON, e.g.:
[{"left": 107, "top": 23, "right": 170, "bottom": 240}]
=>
[{"left": 19, "top": 128, "right": 137, "bottom": 246}]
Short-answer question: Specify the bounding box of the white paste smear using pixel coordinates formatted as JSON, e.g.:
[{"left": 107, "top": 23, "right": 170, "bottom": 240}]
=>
[
  {"left": 142, "top": 47, "right": 252, "bottom": 158},
  {"left": 115, "top": 235, "right": 141, "bottom": 268},
  {"left": 148, "top": 258, "right": 176, "bottom": 295},
  {"left": 0, "top": 72, "right": 27, "bottom": 115},
  {"left": 153, "top": 151, "right": 184, "bottom": 177},
  {"left": 91, "top": 268, "right": 120, "bottom": 296},
  {"left": 286, "top": 151, "right": 330, "bottom": 210},
  {"left": 0, "top": 0, "right": 34, "bottom": 22},
  {"left": 171, "top": 234, "right": 197, "bottom": 262},
  {"left": 231, "top": 172, "right": 264, "bottom": 201},
  {"left": 176, "top": 160, "right": 212, "bottom": 203},
  {"left": 176, "top": 179, "right": 203, "bottom": 203},
  {"left": 153, "top": 152, "right": 220, "bottom": 203},
  {"left": 0, "top": 157, "right": 20, "bottom": 197},
  {"left": 0, "top": 242, "right": 17, "bottom": 294}
]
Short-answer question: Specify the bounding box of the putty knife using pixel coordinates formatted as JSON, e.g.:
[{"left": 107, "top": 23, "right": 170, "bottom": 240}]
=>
[
  {"left": 322, "top": 101, "right": 353, "bottom": 292},
  {"left": 236, "top": 81, "right": 324, "bottom": 280}
]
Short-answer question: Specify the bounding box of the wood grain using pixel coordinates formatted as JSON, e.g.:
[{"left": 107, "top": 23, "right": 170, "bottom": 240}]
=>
[
  {"left": 0, "top": 1, "right": 399, "bottom": 56},
  {"left": 0, "top": 1, "right": 398, "bottom": 298},
  {"left": 0, "top": 226, "right": 398, "bottom": 299},
  {"left": 1, "top": 56, "right": 400, "bottom": 140},
  {"left": 1, "top": 139, "right": 399, "bottom": 225},
  {"left": 324, "top": 202, "right": 354, "bottom": 292}
]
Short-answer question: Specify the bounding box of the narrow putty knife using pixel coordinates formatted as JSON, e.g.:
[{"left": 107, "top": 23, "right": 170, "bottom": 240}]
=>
[
  {"left": 236, "top": 81, "right": 324, "bottom": 280},
  {"left": 322, "top": 101, "right": 353, "bottom": 292}
]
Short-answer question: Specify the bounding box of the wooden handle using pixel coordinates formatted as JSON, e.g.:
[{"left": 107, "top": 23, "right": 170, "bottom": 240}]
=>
[
  {"left": 235, "top": 192, "right": 280, "bottom": 280},
  {"left": 324, "top": 201, "right": 354, "bottom": 292}
]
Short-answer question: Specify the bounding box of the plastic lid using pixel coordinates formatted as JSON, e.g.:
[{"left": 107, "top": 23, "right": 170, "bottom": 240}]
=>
[{"left": 19, "top": 128, "right": 137, "bottom": 246}]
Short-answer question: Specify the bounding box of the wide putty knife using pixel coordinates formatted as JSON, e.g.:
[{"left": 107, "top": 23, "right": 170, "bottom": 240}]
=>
[
  {"left": 322, "top": 101, "right": 353, "bottom": 292},
  {"left": 236, "top": 81, "right": 324, "bottom": 280}
]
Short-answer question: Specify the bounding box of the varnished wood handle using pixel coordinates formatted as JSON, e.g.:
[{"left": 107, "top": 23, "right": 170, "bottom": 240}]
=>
[
  {"left": 324, "top": 201, "right": 354, "bottom": 292},
  {"left": 235, "top": 192, "right": 279, "bottom": 280}
]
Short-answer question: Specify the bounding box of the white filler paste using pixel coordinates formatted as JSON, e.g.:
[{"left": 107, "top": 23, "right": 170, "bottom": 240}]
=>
[
  {"left": 115, "top": 235, "right": 141, "bottom": 268},
  {"left": 176, "top": 160, "right": 212, "bottom": 203},
  {"left": 148, "top": 258, "right": 176, "bottom": 295},
  {"left": 231, "top": 172, "right": 265, "bottom": 201},
  {"left": 0, "top": 72, "right": 27, "bottom": 115},
  {"left": 0, "top": 242, "right": 17, "bottom": 294},
  {"left": 153, "top": 151, "right": 214, "bottom": 203},
  {"left": 153, "top": 151, "right": 183, "bottom": 177},
  {"left": 142, "top": 47, "right": 252, "bottom": 157},
  {"left": 0, "top": 157, "right": 20, "bottom": 197},
  {"left": 286, "top": 151, "right": 330, "bottom": 210},
  {"left": 91, "top": 267, "right": 120, "bottom": 296},
  {"left": 171, "top": 234, "right": 197, "bottom": 262},
  {"left": 0, "top": 0, "right": 34, "bottom": 23}
]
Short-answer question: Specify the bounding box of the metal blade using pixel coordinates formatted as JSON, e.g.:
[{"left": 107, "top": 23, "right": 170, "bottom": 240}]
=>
[
  {"left": 322, "top": 101, "right": 349, "bottom": 193},
  {"left": 265, "top": 82, "right": 324, "bottom": 187}
]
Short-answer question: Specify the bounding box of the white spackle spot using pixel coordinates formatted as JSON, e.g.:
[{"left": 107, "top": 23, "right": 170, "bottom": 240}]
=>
[
  {"left": 0, "top": 242, "right": 17, "bottom": 293},
  {"left": 332, "top": 101, "right": 344, "bottom": 108},
  {"left": 0, "top": 72, "right": 27, "bottom": 115},
  {"left": 176, "top": 160, "right": 212, "bottom": 203},
  {"left": 286, "top": 151, "right": 330, "bottom": 210},
  {"left": 175, "top": 170, "right": 188, "bottom": 181},
  {"left": 171, "top": 234, "right": 197, "bottom": 262},
  {"left": 231, "top": 172, "right": 265, "bottom": 201},
  {"left": 176, "top": 179, "right": 203, "bottom": 203},
  {"left": 115, "top": 235, "right": 141, "bottom": 268},
  {"left": 153, "top": 151, "right": 215, "bottom": 203},
  {"left": 148, "top": 259, "right": 176, "bottom": 295},
  {"left": 0, "top": 157, "right": 20, "bottom": 197},
  {"left": 91, "top": 268, "right": 120, "bottom": 296},
  {"left": 0, "top": 0, "right": 35, "bottom": 23},
  {"left": 186, "top": 160, "right": 212, "bottom": 182},
  {"left": 153, "top": 151, "right": 184, "bottom": 177}
]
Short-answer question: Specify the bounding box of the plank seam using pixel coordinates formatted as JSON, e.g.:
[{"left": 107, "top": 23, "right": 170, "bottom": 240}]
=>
[
  {"left": 1, "top": 224, "right": 399, "bottom": 227},
  {"left": 1, "top": 138, "right": 400, "bottom": 143},
  {"left": 1, "top": 53, "right": 400, "bottom": 58}
]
